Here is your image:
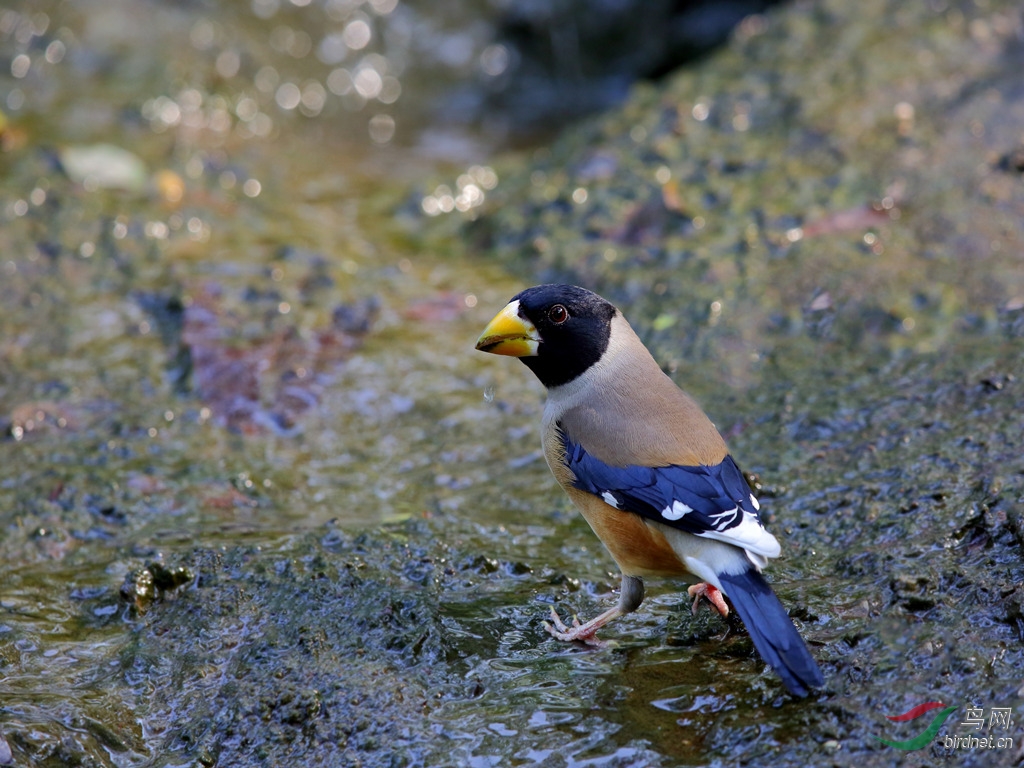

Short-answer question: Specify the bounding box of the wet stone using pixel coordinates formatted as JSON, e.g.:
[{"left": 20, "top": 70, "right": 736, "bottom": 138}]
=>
[{"left": 119, "top": 562, "right": 196, "bottom": 613}]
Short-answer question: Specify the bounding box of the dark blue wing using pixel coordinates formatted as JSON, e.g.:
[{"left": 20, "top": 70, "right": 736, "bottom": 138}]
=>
[{"left": 560, "top": 428, "right": 778, "bottom": 556}]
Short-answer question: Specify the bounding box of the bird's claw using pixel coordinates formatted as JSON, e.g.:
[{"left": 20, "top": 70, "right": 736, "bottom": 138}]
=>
[
  {"left": 687, "top": 582, "right": 730, "bottom": 618},
  {"left": 544, "top": 606, "right": 606, "bottom": 646},
  {"left": 543, "top": 605, "right": 569, "bottom": 634}
]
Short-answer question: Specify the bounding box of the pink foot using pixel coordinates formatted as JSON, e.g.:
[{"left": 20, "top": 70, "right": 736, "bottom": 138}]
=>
[
  {"left": 687, "top": 583, "right": 729, "bottom": 618},
  {"left": 544, "top": 604, "right": 623, "bottom": 647}
]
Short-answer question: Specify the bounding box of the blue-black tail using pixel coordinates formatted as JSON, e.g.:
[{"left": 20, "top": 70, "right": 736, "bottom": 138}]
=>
[{"left": 717, "top": 569, "right": 824, "bottom": 697}]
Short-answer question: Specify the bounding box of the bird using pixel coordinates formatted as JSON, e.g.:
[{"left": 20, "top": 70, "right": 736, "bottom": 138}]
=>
[{"left": 474, "top": 284, "right": 824, "bottom": 697}]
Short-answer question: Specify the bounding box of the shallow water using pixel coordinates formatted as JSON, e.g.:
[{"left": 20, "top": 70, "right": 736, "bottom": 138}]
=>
[{"left": 0, "top": 1, "right": 545, "bottom": 763}]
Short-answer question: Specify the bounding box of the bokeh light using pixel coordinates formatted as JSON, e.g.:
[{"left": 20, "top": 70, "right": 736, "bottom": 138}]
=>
[{"left": 421, "top": 165, "right": 498, "bottom": 216}]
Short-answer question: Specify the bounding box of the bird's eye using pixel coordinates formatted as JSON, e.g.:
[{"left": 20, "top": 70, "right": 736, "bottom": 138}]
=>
[{"left": 547, "top": 304, "right": 569, "bottom": 324}]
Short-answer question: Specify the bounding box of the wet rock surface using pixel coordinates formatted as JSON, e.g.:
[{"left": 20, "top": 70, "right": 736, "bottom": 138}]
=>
[
  {"left": 2, "top": 0, "right": 1023, "bottom": 766},
  {"left": 469, "top": 0, "right": 1024, "bottom": 764}
]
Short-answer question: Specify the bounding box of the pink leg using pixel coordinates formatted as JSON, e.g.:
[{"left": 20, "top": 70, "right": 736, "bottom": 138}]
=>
[{"left": 687, "top": 582, "right": 730, "bottom": 617}]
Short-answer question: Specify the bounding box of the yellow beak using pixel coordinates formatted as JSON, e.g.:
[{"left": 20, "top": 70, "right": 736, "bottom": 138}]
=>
[{"left": 474, "top": 300, "right": 540, "bottom": 357}]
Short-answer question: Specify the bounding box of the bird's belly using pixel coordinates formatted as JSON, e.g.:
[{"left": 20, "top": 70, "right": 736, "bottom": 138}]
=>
[{"left": 565, "top": 487, "right": 697, "bottom": 579}]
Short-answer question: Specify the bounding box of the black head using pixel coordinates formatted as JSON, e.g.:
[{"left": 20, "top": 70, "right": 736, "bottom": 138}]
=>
[{"left": 511, "top": 284, "right": 617, "bottom": 388}]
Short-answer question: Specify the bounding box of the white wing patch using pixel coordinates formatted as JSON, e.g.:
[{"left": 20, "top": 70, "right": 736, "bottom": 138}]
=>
[
  {"left": 696, "top": 509, "right": 781, "bottom": 567},
  {"left": 707, "top": 507, "right": 740, "bottom": 530},
  {"left": 601, "top": 491, "right": 619, "bottom": 509},
  {"left": 661, "top": 500, "right": 693, "bottom": 520},
  {"left": 749, "top": 493, "right": 760, "bottom": 511}
]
